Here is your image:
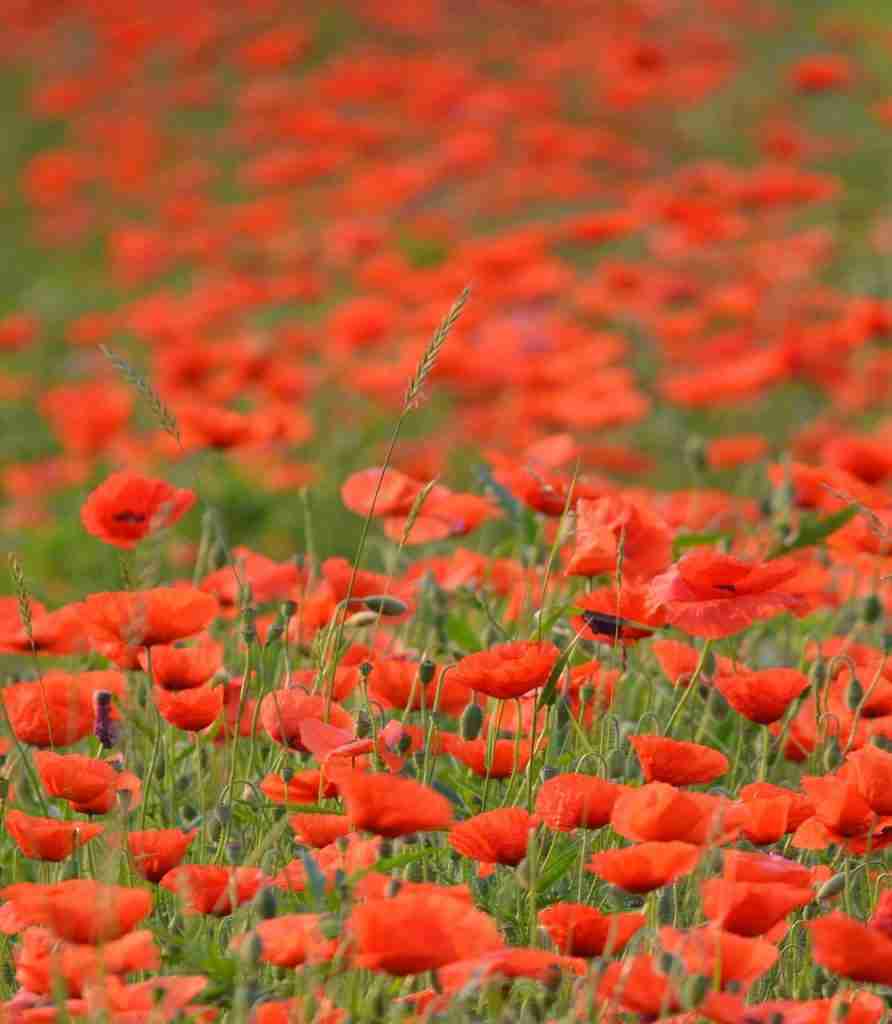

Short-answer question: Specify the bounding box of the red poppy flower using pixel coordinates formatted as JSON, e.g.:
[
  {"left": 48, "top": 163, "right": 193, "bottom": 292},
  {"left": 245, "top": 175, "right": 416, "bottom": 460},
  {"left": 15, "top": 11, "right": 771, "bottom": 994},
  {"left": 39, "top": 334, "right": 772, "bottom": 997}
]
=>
[
  {"left": 0, "top": 880, "right": 151, "bottom": 944},
  {"left": 442, "top": 733, "right": 530, "bottom": 777},
  {"left": 437, "top": 948, "right": 587, "bottom": 991},
  {"left": 14, "top": 928, "right": 159, "bottom": 998},
  {"left": 354, "top": 875, "right": 473, "bottom": 905},
  {"left": 260, "top": 770, "right": 339, "bottom": 805},
  {"left": 701, "top": 879, "right": 814, "bottom": 936},
  {"left": 449, "top": 641, "right": 559, "bottom": 700},
  {"left": 155, "top": 684, "right": 223, "bottom": 732},
  {"left": 846, "top": 743, "right": 892, "bottom": 815},
  {"left": 535, "top": 773, "right": 625, "bottom": 831},
  {"left": 34, "top": 751, "right": 118, "bottom": 809},
  {"left": 200, "top": 546, "right": 302, "bottom": 610},
  {"left": 84, "top": 975, "right": 211, "bottom": 1022},
  {"left": 573, "top": 583, "right": 666, "bottom": 645},
  {"left": 651, "top": 638, "right": 736, "bottom": 688},
  {"left": 123, "top": 829, "right": 197, "bottom": 883},
  {"left": 449, "top": 808, "right": 534, "bottom": 867},
  {"left": 83, "top": 587, "right": 218, "bottom": 665},
  {"left": 0, "top": 601, "right": 87, "bottom": 656},
  {"left": 538, "top": 903, "right": 645, "bottom": 957},
  {"left": 341, "top": 466, "right": 421, "bottom": 519},
  {"left": 810, "top": 913, "right": 892, "bottom": 985},
  {"left": 259, "top": 691, "right": 353, "bottom": 751},
  {"left": 81, "top": 471, "right": 195, "bottom": 548},
  {"left": 707, "top": 435, "right": 769, "bottom": 471},
  {"left": 138, "top": 641, "right": 222, "bottom": 691},
  {"left": 659, "top": 925, "right": 778, "bottom": 989},
  {"left": 336, "top": 770, "right": 454, "bottom": 837},
  {"left": 738, "top": 785, "right": 815, "bottom": 837},
  {"left": 160, "top": 865, "right": 268, "bottom": 915},
  {"left": 722, "top": 849, "right": 815, "bottom": 888},
  {"left": 611, "top": 782, "right": 744, "bottom": 845},
  {"left": 629, "top": 735, "right": 729, "bottom": 786},
  {"left": 5, "top": 811, "right": 104, "bottom": 862},
  {"left": 289, "top": 813, "right": 352, "bottom": 849},
  {"left": 597, "top": 954, "right": 682, "bottom": 1018},
  {"left": 348, "top": 892, "right": 504, "bottom": 975},
  {"left": 2, "top": 670, "right": 125, "bottom": 747},
  {"left": 232, "top": 914, "right": 335, "bottom": 968},
  {"left": 714, "top": 667, "right": 810, "bottom": 724},
  {"left": 274, "top": 835, "right": 383, "bottom": 894},
  {"left": 565, "top": 495, "right": 672, "bottom": 581},
  {"left": 648, "top": 549, "right": 804, "bottom": 638},
  {"left": 587, "top": 841, "right": 701, "bottom": 892}
]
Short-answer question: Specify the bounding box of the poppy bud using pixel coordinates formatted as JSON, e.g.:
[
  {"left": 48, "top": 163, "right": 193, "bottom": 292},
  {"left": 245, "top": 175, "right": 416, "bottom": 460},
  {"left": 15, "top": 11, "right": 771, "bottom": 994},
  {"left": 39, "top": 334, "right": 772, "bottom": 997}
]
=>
[
  {"left": 419, "top": 659, "right": 436, "bottom": 684},
  {"left": 154, "top": 754, "right": 166, "bottom": 780},
  {"left": 847, "top": 676, "right": 864, "bottom": 710},
  {"left": 817, "top": 872, "right": 847, "bottom": 902},
  {"left": 657, "top": 951, "right": 682, "bottom": 976},
  {"left": 241, "top": 608, "right": 257, "bottom": 645},
  {"left": 683, "top": 436, "right": 706, "bottom": 473},
  {"left": 346, "top": 611, "right": 378, "bottom": 629},
  {"left": 863, "top": 594, "right": 883, "bottom": 624},
  {"left": 257, "top": 886, "right": 277, "bottom": 919},
  {"left": 362, "top": 595, "right": 408, "bottom": 617},
  {"left": 243, "top": 932, "right": 263, "bottom": 966},
  {"left": 554, "top": 695, "right": 571, "bottom": 728},
  {"left": 460, "top": 703, "right": 484, "bottom": 741},
  {"left": 809, "top": 658, "right": 827, "bottom": 689},
  {"left": 682, "top": 975, "right": 710, "bottom": 1010},
  {"left": 265, "top": 618, "right": 285, "bottom": 647},
  {"left": 658, "top": 885, "right": 675, "bottom": 923}
]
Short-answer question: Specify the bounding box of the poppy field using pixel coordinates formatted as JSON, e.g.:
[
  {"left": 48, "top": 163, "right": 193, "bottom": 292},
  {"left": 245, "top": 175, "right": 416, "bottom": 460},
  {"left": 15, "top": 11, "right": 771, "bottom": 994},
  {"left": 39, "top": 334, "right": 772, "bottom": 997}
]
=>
[{"left": 7, "top": 0, "right": 892, "bottom": 1020}]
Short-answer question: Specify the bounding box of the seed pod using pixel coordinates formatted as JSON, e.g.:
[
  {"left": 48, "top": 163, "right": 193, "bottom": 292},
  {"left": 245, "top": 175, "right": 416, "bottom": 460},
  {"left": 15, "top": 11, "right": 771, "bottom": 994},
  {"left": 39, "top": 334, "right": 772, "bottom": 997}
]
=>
[
  {"left": 419, "top": 659, "right": 436, "bottom": 684},
  {"left": 257, "top": 886, "right": 278, "bottom": 919},
  {"left": 345, "top": 611, "right": 378, "bottom": 629},
  {"left": 863, "top": 594, "right": 883, "bottom": 624},
  {"left": 362, "top": 595, "right": 408, "bottom": 617},
  {"left": 682, "top": 975, "right": 710, "bottom": 1010},
  {"left": 847, "top": 675, "right": 864, "bottom": 710},
  {"left": 683, "top": 436, "right": 706, "bottom": 473},
  {"left": 460, "top": 703, "right": 484, "bottom": 741},
  {"left": 817, "top": 872, "right": 847, "bottom": 902}
]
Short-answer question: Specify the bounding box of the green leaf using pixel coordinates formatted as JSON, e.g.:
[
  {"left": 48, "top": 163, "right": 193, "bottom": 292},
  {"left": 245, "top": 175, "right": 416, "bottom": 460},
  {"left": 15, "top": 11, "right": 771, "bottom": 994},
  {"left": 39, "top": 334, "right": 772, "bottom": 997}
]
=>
[
  {"left": 767, "top": 505, "right": 857, "bottom": 559},
  {"left": 672, "top": 532, "right": 729, "bottom": 559}
]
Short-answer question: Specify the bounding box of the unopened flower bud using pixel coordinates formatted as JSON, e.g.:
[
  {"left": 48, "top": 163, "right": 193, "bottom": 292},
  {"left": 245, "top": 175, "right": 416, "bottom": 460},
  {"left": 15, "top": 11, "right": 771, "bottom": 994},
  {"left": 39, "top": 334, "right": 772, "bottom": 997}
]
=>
[{"left": 460, "top": 703, "right": 484, "bottom": 741}]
